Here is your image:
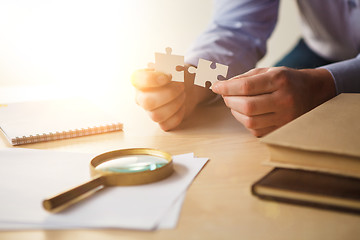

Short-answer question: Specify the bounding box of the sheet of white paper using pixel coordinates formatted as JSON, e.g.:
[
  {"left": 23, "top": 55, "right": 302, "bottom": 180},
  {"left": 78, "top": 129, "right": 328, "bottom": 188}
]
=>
[
  {"left": 156, "top": 157, "right": 209, "bottom": 229},
  {"left": 156, "top": 194, "right": 186, "bottom": 229},
  {"left": 0, "top": 194, "right": 187, "bottom": 230},
  {"left": 0, "top": 149, "right": 208, "bottom": 230}
]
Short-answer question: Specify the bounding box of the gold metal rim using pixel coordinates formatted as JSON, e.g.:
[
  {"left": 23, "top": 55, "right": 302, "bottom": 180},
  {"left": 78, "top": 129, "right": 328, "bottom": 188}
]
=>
[{"left": 89, "top": 148, "right": 173, "bottom": 186}]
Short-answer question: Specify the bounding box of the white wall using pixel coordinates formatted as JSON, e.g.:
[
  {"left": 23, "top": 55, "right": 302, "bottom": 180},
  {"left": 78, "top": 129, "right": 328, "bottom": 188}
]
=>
[{"left": 0, "top": 0, "right": 300, "bottom": 95}]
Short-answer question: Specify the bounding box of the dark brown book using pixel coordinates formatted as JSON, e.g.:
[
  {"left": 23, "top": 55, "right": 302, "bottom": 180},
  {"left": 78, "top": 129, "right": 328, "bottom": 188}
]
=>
[{"left": 252, "top": 168, "right": 360, "bottom": 214}]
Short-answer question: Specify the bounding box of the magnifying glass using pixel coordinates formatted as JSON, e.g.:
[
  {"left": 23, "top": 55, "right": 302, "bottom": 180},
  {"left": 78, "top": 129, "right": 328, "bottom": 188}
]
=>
[{"left": 43, "top": 148, "right": 173, "bottom": 212}]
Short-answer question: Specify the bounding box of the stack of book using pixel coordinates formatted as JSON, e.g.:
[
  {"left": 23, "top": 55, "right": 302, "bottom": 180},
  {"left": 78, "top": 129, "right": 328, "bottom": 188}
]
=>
[{"left": 252, "top": 94, "right": 360, "bottom": 214}]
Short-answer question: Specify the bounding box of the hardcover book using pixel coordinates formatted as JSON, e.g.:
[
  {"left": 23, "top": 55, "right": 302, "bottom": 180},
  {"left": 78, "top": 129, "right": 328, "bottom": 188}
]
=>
[{"left": 252, "top": 168, "right": 360, "bottom": 214}]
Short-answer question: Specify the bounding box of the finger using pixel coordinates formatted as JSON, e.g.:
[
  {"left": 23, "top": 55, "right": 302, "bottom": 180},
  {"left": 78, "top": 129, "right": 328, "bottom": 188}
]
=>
[
  {"left": 235, "top": 68, "right": 270, "bottom": 78},
  {"left": 135, "top": 82, "right": 184, "bottom": 111},
  {"left": 230, "top": 109, "right": 278, "bottom": 130},
  {"left": 212, "top": 71, "right": 276, "bottom": 96},
  {"left": 131, "top": 69, "right": 171, "bottom": 90},
  {"left": 147, "top": 92, "right": 186, "bottom": 123},
  {"left": 248, "top": 126, "right": 279, "bottom": 137},
  {"left": 158, "top": 105, "right": 186, "bottom": 131},
  {"left": 223, "top": 93, "right": 276, "bottom": 116}
]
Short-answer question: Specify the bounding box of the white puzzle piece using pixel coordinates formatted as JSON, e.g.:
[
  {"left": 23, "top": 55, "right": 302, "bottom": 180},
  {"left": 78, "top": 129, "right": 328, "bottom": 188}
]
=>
[
  {"left": 148, "top": 47, "right": 185, "bottom": 82},
  {"left": 188, "top": 59, "right": 228, "bottom": 89}
]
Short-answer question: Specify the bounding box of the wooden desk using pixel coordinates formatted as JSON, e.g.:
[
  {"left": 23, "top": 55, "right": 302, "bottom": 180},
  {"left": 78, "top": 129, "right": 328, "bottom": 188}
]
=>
[{"left": 1, "top": 99, "right": 359, "bottom": 240}]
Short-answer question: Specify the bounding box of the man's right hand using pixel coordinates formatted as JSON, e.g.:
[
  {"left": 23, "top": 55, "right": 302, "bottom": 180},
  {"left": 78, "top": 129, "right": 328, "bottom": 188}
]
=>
[{"left": 131, "top": 69, "right": 187, "bottom": 131}]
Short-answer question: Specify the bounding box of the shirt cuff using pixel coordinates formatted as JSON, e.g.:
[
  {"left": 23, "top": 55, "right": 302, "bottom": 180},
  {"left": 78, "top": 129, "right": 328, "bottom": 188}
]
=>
[{"left": 321, "top": 54, "right": 360, "bottom": 94}]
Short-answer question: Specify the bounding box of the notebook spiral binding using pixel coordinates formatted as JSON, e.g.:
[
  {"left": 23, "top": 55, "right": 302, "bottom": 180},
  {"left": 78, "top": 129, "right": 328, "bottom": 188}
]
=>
[{"left": 12, "top": 123, "right": 123, "bottom": 145}]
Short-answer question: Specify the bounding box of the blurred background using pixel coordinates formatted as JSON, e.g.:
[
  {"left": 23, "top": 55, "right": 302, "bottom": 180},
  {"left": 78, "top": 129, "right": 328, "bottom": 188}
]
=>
[{"left": 0, "top": 0, "right": 300, "bottom": 103}]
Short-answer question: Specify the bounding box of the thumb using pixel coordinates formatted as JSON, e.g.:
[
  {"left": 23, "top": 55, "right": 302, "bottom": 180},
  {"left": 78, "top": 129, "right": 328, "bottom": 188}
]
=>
[{"left": 131, "top": 69, "right": 171, "bottom": 90}]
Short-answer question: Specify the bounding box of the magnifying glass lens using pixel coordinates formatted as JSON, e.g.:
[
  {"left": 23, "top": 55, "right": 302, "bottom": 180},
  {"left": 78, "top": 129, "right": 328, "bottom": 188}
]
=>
[{"left": 95, "top": 155, "right": 169, "bottom": 173}]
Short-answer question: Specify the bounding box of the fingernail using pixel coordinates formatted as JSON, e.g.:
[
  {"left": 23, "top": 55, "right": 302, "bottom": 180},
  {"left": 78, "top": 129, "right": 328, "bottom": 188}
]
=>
[{"left": 212, "top": 82, "right": 220, "bottom": 92}]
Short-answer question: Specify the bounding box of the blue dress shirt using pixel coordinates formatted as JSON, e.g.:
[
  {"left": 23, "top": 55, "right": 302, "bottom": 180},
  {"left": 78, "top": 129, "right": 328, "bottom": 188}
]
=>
[{"left": 185, "top": 0, "right": 360, "bottom": 94}]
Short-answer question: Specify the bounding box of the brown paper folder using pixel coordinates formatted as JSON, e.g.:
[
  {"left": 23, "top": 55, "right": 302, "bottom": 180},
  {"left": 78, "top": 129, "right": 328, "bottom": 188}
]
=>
[
  {"left": 261, "top": 94, "right": 360, "bottom": 178},
  {"left": 252, "top": 168, "right": 360, "bottom": 214}
]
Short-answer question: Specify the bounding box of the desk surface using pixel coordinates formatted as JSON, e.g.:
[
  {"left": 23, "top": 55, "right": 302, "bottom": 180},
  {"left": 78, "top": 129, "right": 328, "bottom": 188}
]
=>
[{"left": 1, "top": 97, "right": 359, "bottom": 240}]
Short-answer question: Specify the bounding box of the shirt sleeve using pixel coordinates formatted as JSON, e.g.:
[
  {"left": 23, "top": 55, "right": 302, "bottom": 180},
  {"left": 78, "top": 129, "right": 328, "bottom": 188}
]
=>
[
  {"left": 322, "top": 54, "right": 360, "bottom": 94},
  {"left": 185, "top": 0, "right": 280, "bottom": 78}
]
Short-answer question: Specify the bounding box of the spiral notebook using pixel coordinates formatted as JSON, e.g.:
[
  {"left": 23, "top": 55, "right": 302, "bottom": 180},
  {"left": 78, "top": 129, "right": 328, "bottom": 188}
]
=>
[{"left": 0, "top": 98, "right": 123, "bottom": 145}]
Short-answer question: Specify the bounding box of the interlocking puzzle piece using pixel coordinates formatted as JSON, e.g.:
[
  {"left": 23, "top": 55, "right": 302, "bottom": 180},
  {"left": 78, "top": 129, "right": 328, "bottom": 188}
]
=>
[
  {"left": 188, "top": 59, "right": 228, "bottom": 89},
  {"left": 148, "top": 47, "right": 185, "bottom": 82}
]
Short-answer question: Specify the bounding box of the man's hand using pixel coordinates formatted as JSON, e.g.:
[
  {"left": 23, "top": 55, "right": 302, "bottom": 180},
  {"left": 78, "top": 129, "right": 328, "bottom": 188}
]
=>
[
  {"left": 131, "top": 69, "right": 186, "bottom": 131},
  {"left": 212, "top": 67, "right": 337, "bottom": 137},
  {"left": 132, "top": 67, "right": 215, "bottom": 131}
]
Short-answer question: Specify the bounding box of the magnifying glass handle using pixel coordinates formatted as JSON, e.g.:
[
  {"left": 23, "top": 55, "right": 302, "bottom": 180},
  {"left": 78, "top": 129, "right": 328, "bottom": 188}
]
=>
[{"left": 43, "top": 176, "right": 105, "bottom": 212}]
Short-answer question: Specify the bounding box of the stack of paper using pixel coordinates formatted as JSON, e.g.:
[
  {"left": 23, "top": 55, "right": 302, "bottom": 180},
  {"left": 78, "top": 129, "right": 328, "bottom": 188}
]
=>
[{"left": 0, "top": 148, "right": 208, "bottom": 230}]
